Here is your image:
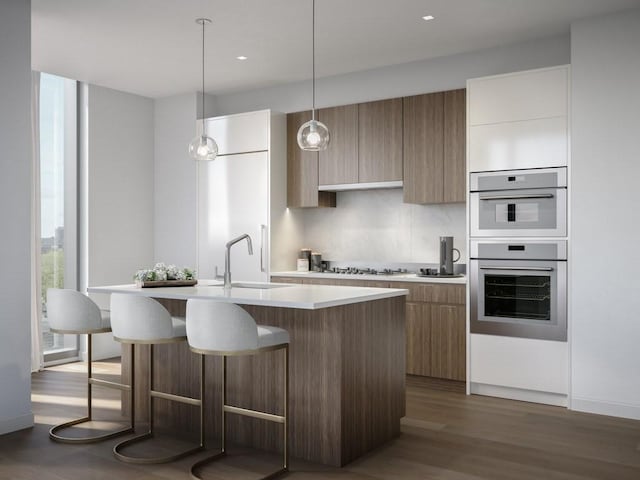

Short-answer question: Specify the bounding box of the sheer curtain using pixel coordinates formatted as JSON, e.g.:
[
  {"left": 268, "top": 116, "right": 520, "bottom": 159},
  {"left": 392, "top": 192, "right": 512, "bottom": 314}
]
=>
[{"left": 31, "top": 71, "right": 43, "bottom": 373}]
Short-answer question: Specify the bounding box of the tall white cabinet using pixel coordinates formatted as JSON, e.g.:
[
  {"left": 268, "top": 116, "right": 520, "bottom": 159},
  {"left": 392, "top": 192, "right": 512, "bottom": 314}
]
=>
[
  {"left": 197, "top": 110, "right": 299, "bottom": 282},
  {"left": 467, "top": 65, "right": 570, "bottom": 407}
]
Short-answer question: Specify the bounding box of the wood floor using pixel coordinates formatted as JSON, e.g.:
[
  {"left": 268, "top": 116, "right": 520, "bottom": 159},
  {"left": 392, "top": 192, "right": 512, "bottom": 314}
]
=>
[{"left": 1, "top": 361, "right": 639, "bottom": 479}]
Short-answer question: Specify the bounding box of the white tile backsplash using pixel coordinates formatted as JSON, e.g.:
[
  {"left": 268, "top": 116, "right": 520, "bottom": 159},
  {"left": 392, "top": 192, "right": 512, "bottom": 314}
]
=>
[{"left": 300, "top": 189, "right": 466, "bottom": 263}]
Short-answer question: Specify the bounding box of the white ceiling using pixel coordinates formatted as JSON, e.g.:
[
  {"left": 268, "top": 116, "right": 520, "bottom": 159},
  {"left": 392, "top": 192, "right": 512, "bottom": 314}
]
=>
[{"left": 32, "top": 0, "right": 640, "bottom": 98}]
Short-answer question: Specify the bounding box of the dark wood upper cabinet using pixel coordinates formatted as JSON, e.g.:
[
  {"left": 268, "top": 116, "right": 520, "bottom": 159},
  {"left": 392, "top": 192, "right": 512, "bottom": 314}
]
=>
[
  {"left": 318, "top": 105, "right": 359, "bottom": 186},
  {"left": 358, "top": 98, "right": 403, "bottom": 183},
  {"left": 287, "top": 88, "right": 465, "bottom": 206},
  {"left": 286, "top": 111, "right": 336, "bottom": 208},
  {"left": 443, "top": 89, "right": 466, "bottom": 203},
  {"left": 403, "top": 92, "right": 444, "bottom": 204},
  {"left": 403, "top": 89, "right": 466, "bottom": 204}
]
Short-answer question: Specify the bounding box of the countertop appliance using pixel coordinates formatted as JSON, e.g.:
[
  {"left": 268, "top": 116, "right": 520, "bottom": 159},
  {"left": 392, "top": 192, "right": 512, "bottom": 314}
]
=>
[
  {"left": 470, "top": 240, "right": 567, "bottom": 341},
  {"left": 439, "top": 236, "right": 461, "bottom": 275},
  {"left": 470, "top": 167, "right": 567, "bottom": 237}
]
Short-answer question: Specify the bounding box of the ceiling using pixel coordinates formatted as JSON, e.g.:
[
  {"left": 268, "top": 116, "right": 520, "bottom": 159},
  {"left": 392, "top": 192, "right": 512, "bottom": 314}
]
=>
[{"left": 32, "top": 0, "right": 640, "bottom": 98}]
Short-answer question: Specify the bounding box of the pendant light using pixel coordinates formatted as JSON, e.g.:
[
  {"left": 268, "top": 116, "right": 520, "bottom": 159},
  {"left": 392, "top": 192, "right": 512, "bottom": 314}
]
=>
[
  {"left": 188, "top": 18, "right": 218, "bottom": 161},
  {"left": 297, "top": 0, "right": 330, "bottom": 151}
]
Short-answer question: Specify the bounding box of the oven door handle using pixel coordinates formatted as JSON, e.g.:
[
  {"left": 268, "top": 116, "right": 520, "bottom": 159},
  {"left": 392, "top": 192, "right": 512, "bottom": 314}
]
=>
[
  {"left": 479, "top": 266, "right": 554, "bottom": 272},
  {"left": 479, "top": 194, "right": 554, "bottom": 201}
]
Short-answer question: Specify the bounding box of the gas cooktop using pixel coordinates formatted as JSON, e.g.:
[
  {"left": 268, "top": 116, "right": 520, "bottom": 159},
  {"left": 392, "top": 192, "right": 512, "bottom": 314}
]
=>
[{"left": 320, "top": 267, "right": 409, "bottom": 276}]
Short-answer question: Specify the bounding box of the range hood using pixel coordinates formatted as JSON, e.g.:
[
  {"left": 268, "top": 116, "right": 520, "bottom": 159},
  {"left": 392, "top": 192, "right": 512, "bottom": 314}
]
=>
[{"left": 318, "top": 180, "right": 403, "bottom": 192}]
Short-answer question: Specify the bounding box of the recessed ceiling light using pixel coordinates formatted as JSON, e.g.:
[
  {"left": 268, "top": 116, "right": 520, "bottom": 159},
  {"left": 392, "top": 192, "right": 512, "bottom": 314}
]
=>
[
  {"left": 422, "top": 15, "right": 435, "bottom": 21},
  {"left": 236, "top": 55, "right": 248, "bottom": 60}
]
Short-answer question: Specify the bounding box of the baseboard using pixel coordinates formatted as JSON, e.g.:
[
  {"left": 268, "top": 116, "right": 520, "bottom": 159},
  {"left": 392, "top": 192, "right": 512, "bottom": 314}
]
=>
[
  {"left": 0, "top": 413, "right": 34, "bottom": 436},
  {"left": 471, "top": 382, "right": 568, "bottom": 407},
  {"left": 571, "top": 397, "right": 640, "bottom": 420}
]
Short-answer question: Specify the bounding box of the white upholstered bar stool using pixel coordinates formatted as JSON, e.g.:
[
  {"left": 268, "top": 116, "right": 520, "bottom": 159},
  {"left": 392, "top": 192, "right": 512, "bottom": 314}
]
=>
[
  {"left": 185, "top": 299, "right": 290, "bottom": 480},
  {"left": 46, "top": 288, "right": 135, "bottom": 443},
  {"left": 110, "top": 293, "right": 205, "bottom": 464}
]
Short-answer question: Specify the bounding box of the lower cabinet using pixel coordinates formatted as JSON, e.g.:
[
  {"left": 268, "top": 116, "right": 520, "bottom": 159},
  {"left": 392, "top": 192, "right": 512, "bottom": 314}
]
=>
[
  {"left": 406, "top": 302, "right": 431, "bottom": 375},
  {"left": 271, "top": 276, "right": 466, "bottom": 381},
  {"left": 429, "top": 304, "right": 466, "bottom": 380}
]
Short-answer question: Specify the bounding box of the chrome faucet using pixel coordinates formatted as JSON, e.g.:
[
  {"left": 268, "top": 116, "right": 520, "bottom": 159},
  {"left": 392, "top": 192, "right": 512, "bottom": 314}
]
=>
[{"left": 224, "top": 234, "right": 253, "bottom": 289}]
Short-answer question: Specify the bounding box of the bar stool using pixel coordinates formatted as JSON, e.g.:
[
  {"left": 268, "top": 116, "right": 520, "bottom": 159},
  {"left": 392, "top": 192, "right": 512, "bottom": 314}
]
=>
[
  {"left": 46, "top": 288, "right": 135, "bottom": 443},
  {"left": 185, "top": 299, "right": 290, "bottom": 480},
  {"left": 110, "top": 293, "right": 205, "bottom": 464}
]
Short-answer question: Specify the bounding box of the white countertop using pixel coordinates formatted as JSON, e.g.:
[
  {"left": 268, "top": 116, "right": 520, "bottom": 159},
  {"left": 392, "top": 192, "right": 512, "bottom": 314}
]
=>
[
  {"left": 88, "top": 280, "right": 408, "bottom": 310},
  {"left": 271, "top": 271, "right": 467, "bottom": 285}
]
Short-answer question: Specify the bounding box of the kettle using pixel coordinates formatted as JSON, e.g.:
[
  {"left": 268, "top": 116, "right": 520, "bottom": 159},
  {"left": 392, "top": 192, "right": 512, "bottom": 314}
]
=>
[{"left": 439, "top": 236, "right": 461, "bottom": 275}]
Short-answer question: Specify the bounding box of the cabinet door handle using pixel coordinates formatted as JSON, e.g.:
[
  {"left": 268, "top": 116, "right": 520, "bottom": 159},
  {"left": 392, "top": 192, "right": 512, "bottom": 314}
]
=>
[
  {"left": 480, "top": 266, "right": 554, "bottom": 272},
  {"left": 480, "top": 194, "right": 554, "bottom": 201},
  {"left": 260, "top": 224, "right": 267, "bottom": 273}
]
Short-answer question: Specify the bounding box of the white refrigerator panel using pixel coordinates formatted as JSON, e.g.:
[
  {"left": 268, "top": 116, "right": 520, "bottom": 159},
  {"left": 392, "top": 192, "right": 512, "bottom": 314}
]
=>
[
  {"left": 197, "top": 151, "right": 269, "bottom": 282},
  {"left": 205, "top": 110, "right": 269, "bottom": 155}
]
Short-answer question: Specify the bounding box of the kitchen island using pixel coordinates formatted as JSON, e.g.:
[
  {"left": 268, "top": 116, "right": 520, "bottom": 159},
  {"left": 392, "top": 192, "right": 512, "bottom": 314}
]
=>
[{"left": 88, "top": 282, "right": 408, "bottom": 467}]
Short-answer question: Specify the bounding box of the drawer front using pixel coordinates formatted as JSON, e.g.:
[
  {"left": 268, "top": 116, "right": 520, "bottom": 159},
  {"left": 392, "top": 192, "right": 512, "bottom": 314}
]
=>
[
  {"left": 393, "top": 283, "right": 465, "bottom": 305},
  {"left": 274, "top": 277, "right": 392, "bottom": 288},
  {"left": 302, "top": 278, "right": 343, "bottom": 286},
  {"left": 271, "top": 276, "right": 303, "bottom": 284}
]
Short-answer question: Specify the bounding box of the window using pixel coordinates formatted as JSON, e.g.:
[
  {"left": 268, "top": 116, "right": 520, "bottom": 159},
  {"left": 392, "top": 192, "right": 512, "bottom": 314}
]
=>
[{"left": 40, "top": 73, "right": 78, "bottom": 364}]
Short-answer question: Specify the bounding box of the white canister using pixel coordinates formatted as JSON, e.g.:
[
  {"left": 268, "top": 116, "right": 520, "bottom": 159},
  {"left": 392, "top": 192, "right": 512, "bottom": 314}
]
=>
[{"left": 297, "top": 258, "right": 309, "bottom": 272}]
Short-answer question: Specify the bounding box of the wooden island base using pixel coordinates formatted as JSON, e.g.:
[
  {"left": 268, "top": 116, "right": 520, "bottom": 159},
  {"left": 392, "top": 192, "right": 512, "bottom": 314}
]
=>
[{"left": 121, "top": 296, "right": 405, "bottom": 467}]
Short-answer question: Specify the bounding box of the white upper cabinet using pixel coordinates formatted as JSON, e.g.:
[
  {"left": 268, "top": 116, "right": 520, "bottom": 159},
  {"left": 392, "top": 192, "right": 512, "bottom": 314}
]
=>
[
  {"left": 469, "top": 66, "right": 568, "bottom": 126},
  {"left": 468, "top": 65, "right": 569, "bottom": 172},
  {"left": 205, "top": 109, "right": 270, "bottom": 155},
  {"left": 469, "top": 117, "right": 568, "bottom": 171}
]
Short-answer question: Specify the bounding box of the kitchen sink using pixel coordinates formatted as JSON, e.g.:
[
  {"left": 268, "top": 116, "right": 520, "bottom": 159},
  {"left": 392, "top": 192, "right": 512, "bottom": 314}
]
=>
[{"left": 230, "top": 282, "right": 289, "bottom": 289}]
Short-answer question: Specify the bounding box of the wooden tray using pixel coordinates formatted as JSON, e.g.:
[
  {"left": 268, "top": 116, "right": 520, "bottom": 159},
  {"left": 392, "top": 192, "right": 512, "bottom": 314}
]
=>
[{"left": 136, "top": 280, "right": 197, "bottom": 288}]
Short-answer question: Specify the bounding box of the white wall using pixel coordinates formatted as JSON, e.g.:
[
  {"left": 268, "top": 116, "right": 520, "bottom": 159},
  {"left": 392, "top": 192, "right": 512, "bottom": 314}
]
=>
[
  {"left": 570, "top": 8, "right": 640, "bottom": 419},
  {"left": 154, "top": 93, "right": 198, "bottom": 268},
  {"left": 213, "top": 34, "right": 570, "bottom": 115},
  {"left": 84, "top": 84, "right": 155, "bottom": 359},
  {"left": 0, "top": 0, "right": 33, "bottom": 435},
  {"left": 301, "top": 190, "right": 466, "bottom": 264},
  {"left": 154, "top": 93, "right": 215, "bottom": 269}
]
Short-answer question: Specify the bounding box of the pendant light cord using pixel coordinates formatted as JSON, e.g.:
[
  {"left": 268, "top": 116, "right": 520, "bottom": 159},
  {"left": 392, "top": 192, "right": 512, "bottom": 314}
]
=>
[
  {"left": 201, "top": 19, "right": 206, "bottom": 132},
  {"left": 312, "top": 0, "right": 316, "bottom": 120}
]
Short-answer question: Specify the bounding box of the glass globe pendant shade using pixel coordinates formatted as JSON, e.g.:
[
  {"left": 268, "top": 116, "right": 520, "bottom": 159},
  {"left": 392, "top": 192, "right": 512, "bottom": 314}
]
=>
[
  {"left": 188, "top": 134, "right": 218, "bottom": 161},
  {"left": 297, "top": 119, "right": 330, "bottom": 151}
]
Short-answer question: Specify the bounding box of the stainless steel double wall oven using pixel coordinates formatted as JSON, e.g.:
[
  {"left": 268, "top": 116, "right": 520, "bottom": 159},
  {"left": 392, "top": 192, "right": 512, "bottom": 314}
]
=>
[{"left": 469, "top": 167, "right": 568, "bottom": 341}]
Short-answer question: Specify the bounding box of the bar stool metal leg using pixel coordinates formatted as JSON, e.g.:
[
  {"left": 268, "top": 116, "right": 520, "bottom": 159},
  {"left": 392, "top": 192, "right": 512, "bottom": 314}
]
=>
[
  {"left": 49, "top": 336, "right": 135, "bottom": 444},
  {"left": 113, "top": 345, "right": 205, "bottom": 464},
  {"left": 283, "top": 344, "right": 289, "bottom": 472},
  {"left": 190, "top": 345, "right": 290, "bottom": 480}
]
